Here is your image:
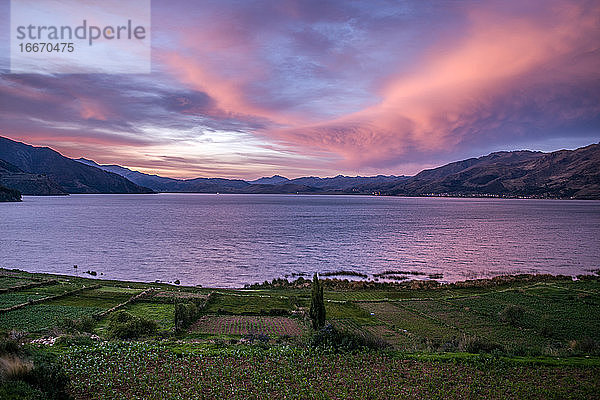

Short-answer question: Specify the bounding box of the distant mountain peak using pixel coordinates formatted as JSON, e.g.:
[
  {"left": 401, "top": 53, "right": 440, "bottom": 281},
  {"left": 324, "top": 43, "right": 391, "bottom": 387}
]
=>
[
  {"left": 248, "top": 175, "right": 290, "bottom": 185},
  {"left": 75, "top": 157, "right": 100, "bottom": 166}
]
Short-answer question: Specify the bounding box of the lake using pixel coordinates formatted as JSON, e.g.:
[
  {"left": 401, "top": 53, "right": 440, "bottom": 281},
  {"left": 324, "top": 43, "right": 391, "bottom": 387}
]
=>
[{"left": 1, "top": 194, "right": 599, "bottom": 287}]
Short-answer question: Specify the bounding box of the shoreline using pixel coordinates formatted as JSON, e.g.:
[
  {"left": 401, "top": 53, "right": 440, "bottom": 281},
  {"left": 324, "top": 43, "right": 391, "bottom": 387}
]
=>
[
  {"left": 2, "top": 267, "right": 598, "bottom": 291},
  {"left": 16, "top": 192, "right": 600, "bottom": 200}
]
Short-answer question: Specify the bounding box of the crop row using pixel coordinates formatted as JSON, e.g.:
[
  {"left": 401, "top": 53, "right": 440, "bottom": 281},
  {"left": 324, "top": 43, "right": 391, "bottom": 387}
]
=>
[
  {"left": 0, "top": 276, "right": 35, "bottom": 290},
  {"left": 0, "top": 304, "right": 105, "bottom": 331},
  {"left": 191, "top": 315, "right": 304, "bottom": 336},
  {"left": 0, "top": 292, "right": 48, "bottom": 309},
  {"left": 358, "top": 302, "right": 458, "bottom": 342}
]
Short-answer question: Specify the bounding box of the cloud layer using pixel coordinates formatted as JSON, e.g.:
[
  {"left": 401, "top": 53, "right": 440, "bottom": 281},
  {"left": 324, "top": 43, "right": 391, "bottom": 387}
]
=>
[{"left": 0, "top": 0, "right": 598, "bottom": 178}]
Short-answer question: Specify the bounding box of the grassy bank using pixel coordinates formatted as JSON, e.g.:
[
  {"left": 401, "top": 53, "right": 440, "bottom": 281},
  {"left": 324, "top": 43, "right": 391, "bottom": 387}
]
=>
[{"left": 1, "top": 268, "right": 599, "bottom": 399}]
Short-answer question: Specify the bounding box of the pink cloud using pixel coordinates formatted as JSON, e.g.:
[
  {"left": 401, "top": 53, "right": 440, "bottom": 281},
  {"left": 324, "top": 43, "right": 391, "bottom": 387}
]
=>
[
  {"left": 75, "top": 97, "right": 111, "bottom": 120},
  {"left": 161, "top": 51, "right": 265, "bottom": 121},
  {"left": 159, "top": 0, "right": 599, "bottom": 170},
  {"left": 268, "top": 1, "right": 600, "bottom": 168},
  {"left": 6, "top": 0, "right": 597, "bottom": 178}
]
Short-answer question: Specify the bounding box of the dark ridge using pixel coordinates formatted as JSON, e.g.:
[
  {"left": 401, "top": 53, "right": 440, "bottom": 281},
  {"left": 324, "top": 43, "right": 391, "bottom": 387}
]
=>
[
  {"left": 0, "top": 137, "right": 153, "bottom": 194},
  {"left": 320, "top": 270, "right": 369, "bottom": 278}
]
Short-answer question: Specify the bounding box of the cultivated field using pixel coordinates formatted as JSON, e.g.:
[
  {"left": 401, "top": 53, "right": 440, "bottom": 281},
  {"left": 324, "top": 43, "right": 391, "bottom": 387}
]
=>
[
  {"left": 60, "top": 343, "right": 600, "bottom": 400},
  {"left": 1, "top": 268, "right": 599, "bottom": 399},
  {"left": 191, "top": 315, "right": 304, "bottom": 336}
]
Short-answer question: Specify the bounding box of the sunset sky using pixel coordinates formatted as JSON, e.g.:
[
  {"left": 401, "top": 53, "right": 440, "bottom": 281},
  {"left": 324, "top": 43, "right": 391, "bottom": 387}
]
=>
[{"left": 1, "top": 0, "right": 599, "bottom": 179}]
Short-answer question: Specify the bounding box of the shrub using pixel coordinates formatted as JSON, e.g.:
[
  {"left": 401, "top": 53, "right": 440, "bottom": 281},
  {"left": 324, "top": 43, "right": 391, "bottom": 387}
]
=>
[
  {"left": 310, "top": 324, "right": 389, "bottom": 353},
  {"left": 0, "top": 380, "right": 44, "bottom": 400},
  {"left": 569, "top": 337, "right": 600, "bottom": 355},
  {"left": 0, "top": 343, "right": 71, "bottom": 400},
  {"left": 0, "top": 338, "right": 20, "bottom": 356},
  {"left": 174, "top": 302, "right": 199, "bottom": 332},
  {"left": 107, "top": 311, "right": 157, "bottom": 339},
  {"left": 539, "top": 315, "right": 554, "bottom": 338},
  {"left": 60, "top": 315, "right": 95, "bottom": 333},
  {"left": 267, "top": 308, "right": 290, "bottom": 316},
  {"left": 24, "top": 352, "right": 72, "bottom": 400},
  {"left": 54, "top": 334, "right": 97, "bottom": 347},
  {"left": 458, "top": 335, "right": 503, "bottom": 354},
  {"left": 244, "top": 333, "right": 270, "bottom": 343},
  {"left": 309, "top": 273, "right": 325, "bottom": 330},
  {"left": 499, "top": 305, "right": 525, "bottom": 327}
]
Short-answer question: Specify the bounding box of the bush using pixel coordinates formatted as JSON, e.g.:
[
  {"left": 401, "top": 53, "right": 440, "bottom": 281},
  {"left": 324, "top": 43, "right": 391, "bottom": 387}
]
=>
[
  {"left": 24, "top": 352, "right": 72, "bottom": 400},
  {"left": 267, "top": 308, "right": 290, "bottom": 316},
  {"left": 0, "top": 345, "right": 71, "bottom": 400},
  {"left": 569, "top": 337, "right": 600, "bottom": 355},
  {"left": 539, "top": 315, "right": 554, "bottom": 337},
  {"left": 174, "top": 302, "right": 198, "bottom": 332},
  {"left": 243, "top": 333, "right": 270, "bottom": 344},
  {"left": 499, "top": 305, "right": 525, "bottom": 327},
  {"left": 107, "top": 311, "right": 157, "bottom": 339},
  {"left": 0, "top": 338, "right": 20, "bottom": 356},
  {"left": 458, "top": 335, "right": 503, "bottom": 354},
  {"left": 60, "top": 315, "right": 95, "bottom": 333},
  {"left": 54, "top": 334, "right": 97, "bottom": 347},
  {"left": 0, "top": 380, "right": 44, "bottom": 400},
  {"left": 310, "top": 324, "right": 389, "bottom": 353}
]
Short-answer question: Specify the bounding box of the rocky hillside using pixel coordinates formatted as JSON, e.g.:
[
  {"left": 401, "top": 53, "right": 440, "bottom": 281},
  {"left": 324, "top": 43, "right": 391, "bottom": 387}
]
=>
[
  {"left": 0, "top": 159, "right": 67, "bottom": 195},
  {"left": 387, "top": 144, "right": 600, "bottom": 199},
  {"left": 0, "top": 137, "right": 153, "bottom": 194}
]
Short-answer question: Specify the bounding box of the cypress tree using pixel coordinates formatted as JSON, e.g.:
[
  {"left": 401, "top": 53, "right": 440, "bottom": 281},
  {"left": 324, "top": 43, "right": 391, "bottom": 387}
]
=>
[{"left": 309, "top": 272, "right": 326, "bottom": 329}]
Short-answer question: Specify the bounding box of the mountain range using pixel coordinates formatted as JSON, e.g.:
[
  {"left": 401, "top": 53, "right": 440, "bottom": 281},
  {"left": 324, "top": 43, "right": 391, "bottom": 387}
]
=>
[
  {"left": 0, "top": 135, "right": 599, "bottom": 200},
  {"left": 387, "top": 145, "right": 600, "bottom": 199},
  {"left": 0, "top": 137, "right": 153, "bottom": 195},
  {"left": 75, "top": 157, "right": 406, "bottom": 194}
]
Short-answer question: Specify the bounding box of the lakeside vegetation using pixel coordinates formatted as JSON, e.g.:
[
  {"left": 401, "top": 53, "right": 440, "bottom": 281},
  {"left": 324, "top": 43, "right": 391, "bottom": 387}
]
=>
[
  {"left": 1, "top": 268, "right": 599, "bottom": 399},
  {"left": 0, "top": 184, "right": 21, "bottom": 202}
]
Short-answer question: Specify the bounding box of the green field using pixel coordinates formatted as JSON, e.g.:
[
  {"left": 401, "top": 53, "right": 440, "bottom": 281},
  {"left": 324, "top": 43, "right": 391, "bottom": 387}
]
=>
[
  {"left": 0, "top": 304, "right": 105, "bottom": 331},
  {"left": 204, "top": 293, "right": 297, "bottom": 315},
  {"left": 124, "top": 301, "right": 176, "bottom": 332},
  {"left": 0, "top": 276, "right": 35, "bottom": 289},
  {"left": 0, "top": 292, "right": 48, "bottom": 308},
  {"left": 58, "top": 343, "right": 600, "bottom": 400},
  {"left": 1, "top": 269, "right": 599, "bottom": 399}
]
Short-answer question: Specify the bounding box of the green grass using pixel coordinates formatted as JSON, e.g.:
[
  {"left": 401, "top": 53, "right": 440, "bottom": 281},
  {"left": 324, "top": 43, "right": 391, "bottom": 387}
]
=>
[
  {"left": 401, "top": 298, "right": 550, "bottom": 353},
  {"left": 205, "top": 293, "right": 295, "bottom": 315},
  {"left": 358, "top": 302, "right": 459, "bottom": 343},
  {"left": 1, "top": 270, "right": 599, "bottom": 399},
  {"left": 18, "top": 282, "right": 84, "bottom": 296},
  {"left": 325, "top": 301, "right": 377, "bottom": 325},
  {"left": 0, "top": 304, "right": 104, "bottom": 331},
  {"left": 0, "top": 276, "right": 34, "bottom": 289},
  {"left": 0, "top": 270, "right": 597, "bottom": 359},
  {"left": 449, "top": 286, "right": 600, "bottom": 343},
  {"left": 125, "top": 302, "right": 175, "bottom": 332},
  {"left": 44, "top": 287, "right": 139, "bottom": 309},
  {"left": 0, "top": 292, "right": 48, "bottom": 308}
]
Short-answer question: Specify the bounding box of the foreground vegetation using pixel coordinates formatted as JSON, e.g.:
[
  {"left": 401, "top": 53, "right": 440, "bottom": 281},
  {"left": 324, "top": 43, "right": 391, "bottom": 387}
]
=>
[
  {"left": 59, "top": 343, "right": 599, "bottom": 400},
  {"left": 1, "top": 268, "right": 599, "bottom": 399}
]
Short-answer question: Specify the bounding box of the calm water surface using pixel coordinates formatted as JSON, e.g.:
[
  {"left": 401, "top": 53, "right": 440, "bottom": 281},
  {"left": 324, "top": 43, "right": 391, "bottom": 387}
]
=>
[{"left": 1, "top": 194, "right": 599, "bottom": 287}]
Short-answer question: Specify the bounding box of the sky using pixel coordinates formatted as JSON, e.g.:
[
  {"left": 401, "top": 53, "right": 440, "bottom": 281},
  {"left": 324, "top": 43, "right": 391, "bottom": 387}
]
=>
[{"left": 0, "top": 0, "right": 599, "bottom": 180}]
